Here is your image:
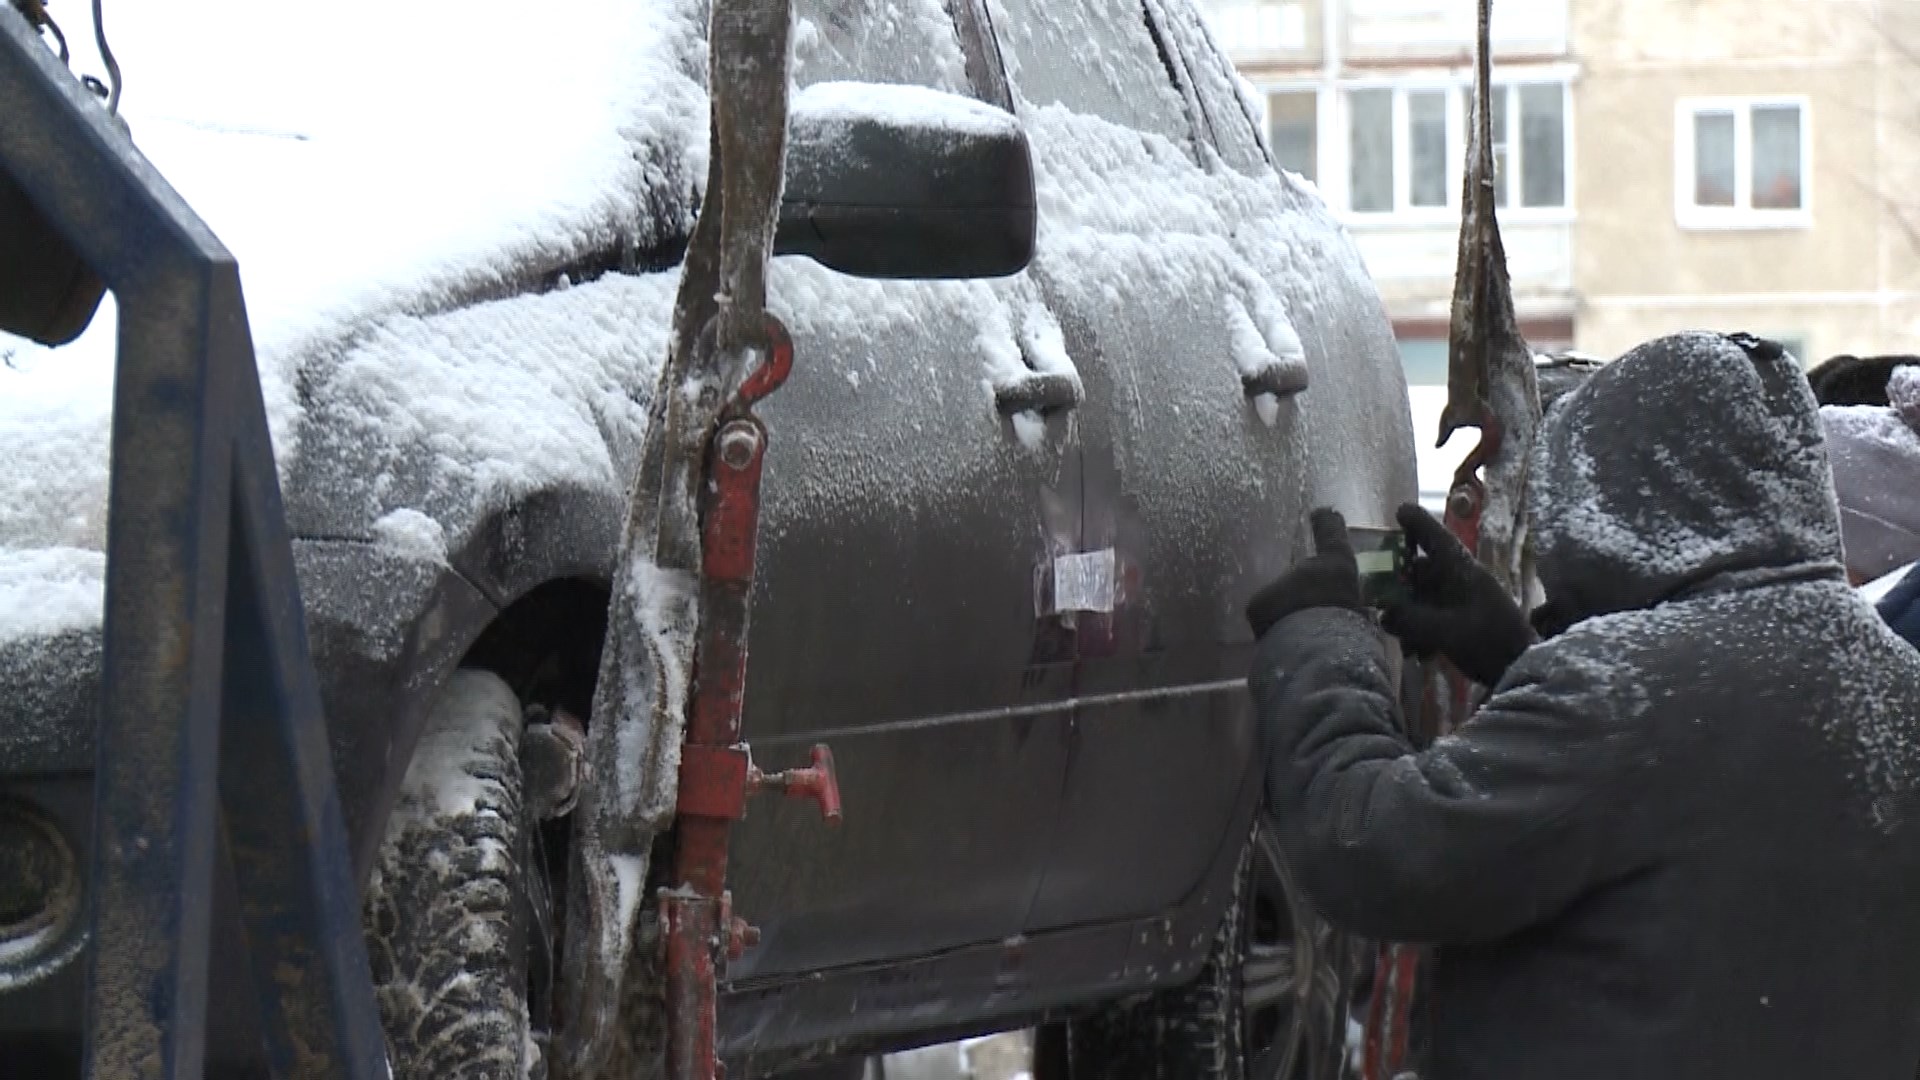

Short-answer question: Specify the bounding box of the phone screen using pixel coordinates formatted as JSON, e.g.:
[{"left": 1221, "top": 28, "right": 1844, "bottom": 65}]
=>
[{"left": 1349, "top": 526, "right": 1409, "bottom": 610}]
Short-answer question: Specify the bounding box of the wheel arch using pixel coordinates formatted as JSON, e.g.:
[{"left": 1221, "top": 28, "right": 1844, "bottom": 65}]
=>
[{"left": 345, "top": 481, "right": 623, "bottom": 888}]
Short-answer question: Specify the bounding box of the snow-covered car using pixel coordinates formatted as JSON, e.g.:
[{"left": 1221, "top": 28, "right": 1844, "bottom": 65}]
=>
[{"left": 0, "top": 0, "right": 1415, "bottom": 1076}]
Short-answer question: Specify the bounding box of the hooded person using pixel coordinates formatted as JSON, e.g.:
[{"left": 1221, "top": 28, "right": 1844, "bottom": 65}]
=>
[{"left": 1245, "top": 332, "right": 1920, "bottom": 1080}]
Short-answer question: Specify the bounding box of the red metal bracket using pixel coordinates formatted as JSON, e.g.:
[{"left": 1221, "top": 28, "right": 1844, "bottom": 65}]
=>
[
  {"left": 662, "top": 313, "right": 841, "bottom": 1080},
  {"left": 748, "top": 744, "right": 843, "bottom": 825},
  {"left": 677, "top": 744, "right": 752, "bottom": 822}
]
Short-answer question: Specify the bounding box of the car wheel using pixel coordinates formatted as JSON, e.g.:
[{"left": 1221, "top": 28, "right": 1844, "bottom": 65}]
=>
[
  {"left": 365, "top": 670, "right": 545, "bottom": 1079},
  {"left": 1047, "top": 813, "right": 1351, "bottom": 1080}
]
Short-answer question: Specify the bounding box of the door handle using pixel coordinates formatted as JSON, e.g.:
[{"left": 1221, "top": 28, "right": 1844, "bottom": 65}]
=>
[
  {"left": 1241, "top": 357, "right": 1308, "bottom": 398},
  {"left": 995, "top": 371, "right": 1083, "bottom": 414}
]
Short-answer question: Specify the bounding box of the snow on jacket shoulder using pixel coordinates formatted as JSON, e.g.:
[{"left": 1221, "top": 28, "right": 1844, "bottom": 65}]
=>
[{"left": 1254, "top": 333, "right": 1920, "bottom": 1080}]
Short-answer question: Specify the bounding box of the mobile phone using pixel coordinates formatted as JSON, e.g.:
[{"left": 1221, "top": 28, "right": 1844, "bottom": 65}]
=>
[{"left": 1349, "top": 526, "right": 1409, "bottom": 610}]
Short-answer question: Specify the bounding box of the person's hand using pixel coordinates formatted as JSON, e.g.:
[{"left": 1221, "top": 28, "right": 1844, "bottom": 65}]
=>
[
  {"left": 1247, "top": 508, "right": 1364, "bottom": 639},
  {"left": 1380, "top": 503, "right": 1532, "bottom": 687}
]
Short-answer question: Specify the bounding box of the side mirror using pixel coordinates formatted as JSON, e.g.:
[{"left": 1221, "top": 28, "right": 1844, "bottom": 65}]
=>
[{"left": 776, "top": 82, "right": 1036, "bottom": 280}]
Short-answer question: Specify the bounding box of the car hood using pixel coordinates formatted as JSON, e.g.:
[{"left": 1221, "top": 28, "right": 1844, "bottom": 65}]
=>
[{"left": 0, "top": 0, "right": 709, "bottom": 642}]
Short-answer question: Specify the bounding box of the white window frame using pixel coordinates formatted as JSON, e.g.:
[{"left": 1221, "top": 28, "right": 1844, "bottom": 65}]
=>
[
  {"left": 1203, "top": 0, "right": 1309, "bottom": 56},
  {"left": 1339, "top": 79, "right": 1462, "bottom": 224},
  {"left": 1324, "top": 71, "right": 1575, "bottom": 226},
  {"left": 1673, "top": 95, "right": 1812, "bottom": 230},
  {"left": 1257, "top": 84, "right": 1323, "bottom": 183},
  {"left": 1491, "top": 82, "right": 1574, "bottom": 215}
]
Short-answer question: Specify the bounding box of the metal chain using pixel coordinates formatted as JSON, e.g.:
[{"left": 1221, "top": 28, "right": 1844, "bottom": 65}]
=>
[
  {"left": 11, "top": 0, "right": 69, "bottom": 63},
  {"left": 89, "top": 0, "right": 120, "bottom": 113},
  {"left": 9, "top": 0, "right": 120, "bottom": 111}
]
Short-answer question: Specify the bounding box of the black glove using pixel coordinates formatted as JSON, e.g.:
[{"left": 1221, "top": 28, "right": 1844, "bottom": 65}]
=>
[
  {"left": 1380, "top": 503, "right": 1532, "bottom": 687},
  {"left": 1529, "top": 595, "right": 1578, "bottom": 640},
  {"left": 1247, "top": 508, "right": 1364, "bottom": 639}
]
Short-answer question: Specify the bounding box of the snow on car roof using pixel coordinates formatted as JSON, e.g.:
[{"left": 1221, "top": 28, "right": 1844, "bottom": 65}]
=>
[{"left": 0, "top": 0, "right": 711, "bottom": 638}]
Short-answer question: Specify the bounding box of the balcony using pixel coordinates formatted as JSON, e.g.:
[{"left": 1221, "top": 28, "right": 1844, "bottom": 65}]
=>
[
  {"left": 1351, "top": 216, "right": 1574, "bottom": 322},
  {"left": 1199, "top": 0, "right": 1570, "bottom": 68},
  {"left": 1345, "top": 0, "right": 1568, "bottom": 63}
]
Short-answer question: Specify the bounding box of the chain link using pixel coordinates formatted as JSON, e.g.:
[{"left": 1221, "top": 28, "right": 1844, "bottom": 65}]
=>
[{"left": 9, "top": 0, "right": 121, "bottom": 112}]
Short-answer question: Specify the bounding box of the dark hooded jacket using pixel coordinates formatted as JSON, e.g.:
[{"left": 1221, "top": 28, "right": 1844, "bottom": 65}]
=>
[{"left": 1254, "top": 332, "right": 1920, "bottom": 1080}]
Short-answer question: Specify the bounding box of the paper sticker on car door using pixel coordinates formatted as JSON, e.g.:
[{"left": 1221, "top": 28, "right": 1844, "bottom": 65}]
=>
[{"left": 1050, "top": 548, "right": 1116, "bottom": 614}]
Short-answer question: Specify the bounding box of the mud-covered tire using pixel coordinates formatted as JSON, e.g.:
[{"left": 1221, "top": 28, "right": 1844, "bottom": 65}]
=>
[
  {"left": 1049, "top": 814, "right": 1351, "bottom": 1080},
  {"left": 365, "top": 670, "right": 535, "bottom": 1080}
]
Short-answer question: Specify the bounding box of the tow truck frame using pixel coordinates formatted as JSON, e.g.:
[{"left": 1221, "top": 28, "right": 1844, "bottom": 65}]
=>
[{"left": 1, "top": 10, "right": 386, "bottom": 1080}]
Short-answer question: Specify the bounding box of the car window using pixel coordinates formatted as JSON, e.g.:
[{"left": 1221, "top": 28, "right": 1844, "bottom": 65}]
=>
[
  {"left": 792, "top": 0, "right": 976, "bottom": 97},
  {"left": 1154, "top": 0, "right": 1269, "bottom": 172},
  {"left": 985, "top": 0, "right": 1194, "bottom": 145}
]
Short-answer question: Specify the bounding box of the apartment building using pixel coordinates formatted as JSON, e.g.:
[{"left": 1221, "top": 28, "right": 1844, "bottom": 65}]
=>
[
  {"left": 1574, "top": 0, "right": 1920, "bottom": 364},
  {"left": 1199, "top": 0, "right": 1579, "bottom": 386},
  {"left": 1201, "top": 0, "right": 1920, "bottom": 373}
]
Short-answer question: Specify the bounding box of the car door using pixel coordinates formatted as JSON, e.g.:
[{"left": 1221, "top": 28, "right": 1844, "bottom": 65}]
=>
[
  {"left": 724, "top": 0, "right": 1082, "bottom": 981},
  {"left": 1155, "top": 0, "right": 1418, "bottom": 524},
  {"left": 988, "top": 0, "right": 1333, "bottom": 931}
]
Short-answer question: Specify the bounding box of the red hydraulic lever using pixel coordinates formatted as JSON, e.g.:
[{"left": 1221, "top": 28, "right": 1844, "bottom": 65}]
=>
[
  {"left": 748, "top": 744, "right": 843, "bottom": 824},
  {"left": 659, "top": 316, "right": 843, "bottom": 1080}
]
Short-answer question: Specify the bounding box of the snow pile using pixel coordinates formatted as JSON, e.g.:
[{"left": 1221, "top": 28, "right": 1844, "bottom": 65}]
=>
[
  {"left": 288, "top": 270, "right": 679, "bottom": 542},
  {"left": 371, "top": 509, "right": 448, "bottom": 565},
  {"left": 0, "top": 549, "right": 105, "bottom": 643}
]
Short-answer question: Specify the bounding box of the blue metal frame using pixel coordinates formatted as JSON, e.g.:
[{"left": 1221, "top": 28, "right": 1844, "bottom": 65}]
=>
[{"left": 1, "top": 12, "right": 386, "bottom": 1080}]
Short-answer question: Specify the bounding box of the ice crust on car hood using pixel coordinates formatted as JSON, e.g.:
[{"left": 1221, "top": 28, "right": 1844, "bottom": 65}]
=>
[{"left": 0, "top": 0, "right": 711, "bottom": 638}]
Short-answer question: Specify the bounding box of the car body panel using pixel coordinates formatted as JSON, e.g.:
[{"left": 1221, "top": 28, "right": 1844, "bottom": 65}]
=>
[{"left": 727, "top": 265, "right": 1081, "bottom": 977}]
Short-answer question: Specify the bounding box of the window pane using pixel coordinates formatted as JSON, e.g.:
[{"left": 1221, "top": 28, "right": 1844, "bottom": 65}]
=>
[
  {"left": 1490, "top": 87, "right": 1510, "bottom": 208},
  {"left": 1752, "top": 104, "right": 1803, "bottom": 210},
  {"left": 1408, "top": 90, "right": 1449, "bottom": 208},
  {"left": 1268, "top": 90, "right": 1318, "bottom": 181},
  {"left": 1693, "top": 111, "right": 1736, "bottom": 207},
  {"left": 1349, "top": 88, "right": 1393, "bottom": 212},
  {"left": 1519, "top": 83, "right": 1566, "bottom": 207},
  {"left": 793, "top": 0, "right": 973, "bottom": 94},
  {"left": 988, "top": 0, "right": 1193, "bottom": 143}
]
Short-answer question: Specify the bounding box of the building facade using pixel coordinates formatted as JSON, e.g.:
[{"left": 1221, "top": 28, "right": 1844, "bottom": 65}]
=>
[
  {"left": 1572, "top": 0, "right": 1920, "bottom": 365},
  {"left": 1201, "top": 0, "right": 1920, "bottom": 373}
]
